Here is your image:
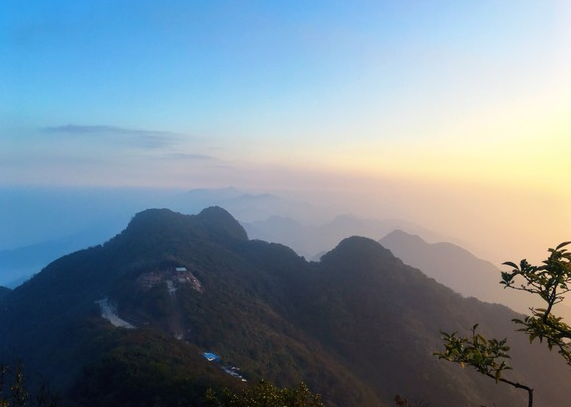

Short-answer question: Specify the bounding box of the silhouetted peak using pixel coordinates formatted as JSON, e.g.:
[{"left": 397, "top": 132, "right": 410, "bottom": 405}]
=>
[
  {"left": 118, "top": 207, "right": 247, "bottom": 247},
  {"left": 196, "top": 206, "right": 248, "bottom": 242},
  {"left": 321, "top": 236, "right": 394, "bottom": 265},
  {"left": 381, "top": 229, "right": 426, "bottom": 246},
  {"left": 381, "top": 229, "right": 475, "bottom": 259},
  {"left": 126, "top": 208, "right": 181, "bottom": 231},
  {"left": 337, "top": 235, "right": 380, "bottom": 248}
]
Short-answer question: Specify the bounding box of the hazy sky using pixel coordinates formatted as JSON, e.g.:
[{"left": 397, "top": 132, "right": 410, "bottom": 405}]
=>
[{"left": 1, "top": 1, "right": 570, "bottom": 262}]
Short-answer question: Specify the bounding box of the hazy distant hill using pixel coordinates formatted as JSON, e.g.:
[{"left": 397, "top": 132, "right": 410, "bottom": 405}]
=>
[
  {"left": 244, "top": 214, "right": 444, "bottom": 259},
  {"left": 179, "top": 189, "right": 332, "bottom": 224},
  {"left": 0, "top": 222, "right": 122, "bottom": 288},
  {"left": 379, "top": 230, "right": 525, "bottom": 306},
  {"left": 1, "top": 208, "right": 569, "bottom": 407},
  {"left": 379, "top": 229, "right": 571, "bottom": 321}
]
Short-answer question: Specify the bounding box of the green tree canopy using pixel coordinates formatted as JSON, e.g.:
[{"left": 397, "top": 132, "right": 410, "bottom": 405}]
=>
[
  {"left": 205, "top": 380, "right": 325, "bottom": 407},
  {"left": 435, "top": 241, "right": 571, "bottom": 407}
]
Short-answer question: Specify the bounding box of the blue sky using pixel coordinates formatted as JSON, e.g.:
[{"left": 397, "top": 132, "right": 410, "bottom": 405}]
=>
[
  {"left": 1, "top": 0, "right": 570, "bottom": 261},
  {"left": 3, "top": 1, "right": 569, "bottom": 165}
]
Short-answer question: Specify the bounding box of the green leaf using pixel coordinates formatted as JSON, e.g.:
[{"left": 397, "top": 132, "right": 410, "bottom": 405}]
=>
[{"left": 502, "top": 261, "right": 519, "bottom": 269}]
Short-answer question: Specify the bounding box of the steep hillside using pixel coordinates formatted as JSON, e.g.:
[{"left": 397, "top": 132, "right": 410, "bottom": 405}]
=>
[
  {"left": 0, "top": 208, "right": 569, "bottom": 407},
  {"left": 381, "top": 230, "right": 524, "bottom": 304},
  {"left": 303, "top": 237, "right": 570, "bottom": 406},
  {"left": 0, "top": 286, "right": 10, "bottom": 300},
  {"left": 379, "top": 230, "right": 571, "bottom": 322}
]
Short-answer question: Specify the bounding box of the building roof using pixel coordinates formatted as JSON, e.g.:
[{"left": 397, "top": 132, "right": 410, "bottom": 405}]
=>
[{"left": 202, "top": 352, "right": 220, "bottom": 361}]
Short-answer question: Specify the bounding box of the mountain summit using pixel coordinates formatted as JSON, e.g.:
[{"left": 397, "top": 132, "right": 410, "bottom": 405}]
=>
[
  {"left": 0, "top": 208, "right": 569, "bottom": 407},
  {"left": 120, "top": 206, "right": 248, "bottom": 244}
]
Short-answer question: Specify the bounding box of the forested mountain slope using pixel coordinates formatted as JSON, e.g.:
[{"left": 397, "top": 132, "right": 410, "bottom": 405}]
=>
[{"left": 0, "top": 207, "right": 569, "bottom": 407}]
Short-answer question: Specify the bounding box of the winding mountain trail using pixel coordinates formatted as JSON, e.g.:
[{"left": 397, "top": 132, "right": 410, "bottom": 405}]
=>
[
  {"left": 96, "top": 298, "right": 135, "bottom": 329},
  {"left": 166, "top": 280, "right": 185, "bottom": 339}
]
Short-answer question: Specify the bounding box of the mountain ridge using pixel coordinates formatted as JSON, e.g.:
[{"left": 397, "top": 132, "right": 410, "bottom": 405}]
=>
[
  {"left": 1, "top": 207, "right": 569, "bottom": 407},
  {"left": 379, "top": 229, "right": 558, "bottom": 317}
]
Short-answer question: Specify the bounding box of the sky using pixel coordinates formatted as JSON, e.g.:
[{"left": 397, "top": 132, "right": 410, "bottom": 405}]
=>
[{"left": 1, "top": 0, "right": 571, "bottom": 263}]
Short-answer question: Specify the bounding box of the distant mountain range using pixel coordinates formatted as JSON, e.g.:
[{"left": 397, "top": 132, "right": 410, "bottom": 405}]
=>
[
  {"left": 1, "top": 207, "right": 569, "bottom": 407},
  {"left": 379, "top": 230, "right": 531, "bottom": 311},
  {"left": 243, "top": 214, "right": 445, "bottom": 260},
  {"left": 0, "top": 187, "right": 309, "bottom": 286},
  {"left": 379, "top": 230, "right": 571, "bottom": 322},
  {"left": 0, "top": 187, "right": 440, "bottom": 287},
  {"left": 0, "top": 219, "right": 123, "bottom": 288}
]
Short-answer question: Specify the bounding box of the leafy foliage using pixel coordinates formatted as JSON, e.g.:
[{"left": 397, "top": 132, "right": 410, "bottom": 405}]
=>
[
  {"left": 393, "top": 394, "right": 429, "bottom": 407},
  {"left": 0, "top": 361, "right": 27, "bottom": 407},
  {"left": 435, "top": 324, "right": 513, "bottom": 383},
  {"left": 501, "top": 241, "right": 571, "bottom": 365},
  {"left": 436, "top": 242, "right": 571, "bottom": 407},
  {"left": 0, "top": 361, "right": 60, "bottom": 407},
  {"left": 205, "top": 380, "right": 324, "bottom": 407}
]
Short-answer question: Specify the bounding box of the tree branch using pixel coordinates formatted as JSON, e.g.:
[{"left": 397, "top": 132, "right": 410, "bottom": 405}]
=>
[{"left": 485, "top": 374, "right": 533, "bottom": 407}]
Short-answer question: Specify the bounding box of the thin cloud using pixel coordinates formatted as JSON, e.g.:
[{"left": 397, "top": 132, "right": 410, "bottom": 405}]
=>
[
  {"left": 42, "top": 124, "right": 180, "bottom": 149},
  {"left": 163, "top": 153, "right": 216, "bottom": 161},
  {"left": 43, "top": 124, "right": 177, "bottom": 137}
]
